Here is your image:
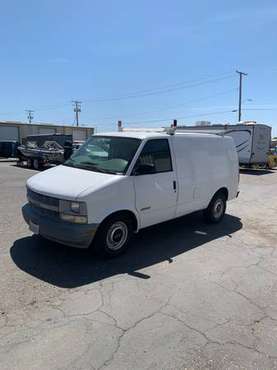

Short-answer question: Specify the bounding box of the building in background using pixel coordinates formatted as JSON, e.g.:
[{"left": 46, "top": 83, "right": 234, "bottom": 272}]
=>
[
  {"left": 195, "top": 121, "right": 211, "bottom": 126},
  {"left": 0, "top": 121, "right": 94, "bottom": 143}
]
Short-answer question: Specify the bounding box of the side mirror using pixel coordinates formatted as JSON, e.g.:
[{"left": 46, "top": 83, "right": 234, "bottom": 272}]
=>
[{"left": 133, "top": 163, "right": 155, "bottom": 176}]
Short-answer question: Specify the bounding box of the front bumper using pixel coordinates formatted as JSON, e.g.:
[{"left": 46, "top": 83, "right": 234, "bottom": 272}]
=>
[{"left": 22, "top": 203, "right": 98, "bottom": 249}]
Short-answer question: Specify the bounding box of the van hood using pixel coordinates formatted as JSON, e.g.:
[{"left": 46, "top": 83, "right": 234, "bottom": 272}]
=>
[{"left": 27, "top": 165, "right": 121, "bottom": 200}]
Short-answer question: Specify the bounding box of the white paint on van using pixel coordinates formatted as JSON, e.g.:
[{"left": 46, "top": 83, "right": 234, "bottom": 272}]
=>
[{"left": 26, "top": 131, "right": 239, "bottom": 232}]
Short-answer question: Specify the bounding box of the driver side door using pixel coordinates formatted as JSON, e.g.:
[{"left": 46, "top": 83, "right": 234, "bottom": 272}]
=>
[{"left": 132, "top": 138, "right": 178, "bottom": 229}]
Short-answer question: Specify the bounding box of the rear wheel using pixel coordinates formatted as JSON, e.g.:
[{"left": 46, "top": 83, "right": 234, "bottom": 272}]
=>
[
  {"left": 27, "top": 159, "right": 32, "bottom": 168},
  {"left": 204, "top": 191, "right": 227, "bottom": 224},
  {"left": 93, "top": 215, "right": 134, "bottom": 257}
]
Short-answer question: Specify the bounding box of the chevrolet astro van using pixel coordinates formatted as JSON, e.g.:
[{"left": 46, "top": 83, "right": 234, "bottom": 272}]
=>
[{"left": 22, "top": 130, "right": 239, "bottom": 256}]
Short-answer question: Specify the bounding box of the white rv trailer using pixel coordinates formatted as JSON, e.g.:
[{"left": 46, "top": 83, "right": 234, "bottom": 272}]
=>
[{"left": 176, "top": 122, "right": 271, "bottom": 166}]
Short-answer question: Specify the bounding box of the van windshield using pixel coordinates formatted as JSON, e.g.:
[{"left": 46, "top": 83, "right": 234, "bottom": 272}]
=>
[{"left": 64, "top": 136, "right": 141, "bottom": 174}]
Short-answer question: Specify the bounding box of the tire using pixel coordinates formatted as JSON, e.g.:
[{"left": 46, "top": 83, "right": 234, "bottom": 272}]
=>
[
  {"left": 27, "top": 159, "right": 33, "bottom": 168},
  {"left": 33, "top": 159, "right": 41, "bottom": 170},
  {"left": 204, "top": 191, "right": 227, "bottom": 224},
  {"left": 93, "top": 214, "right": 134, "bottom": 257}
]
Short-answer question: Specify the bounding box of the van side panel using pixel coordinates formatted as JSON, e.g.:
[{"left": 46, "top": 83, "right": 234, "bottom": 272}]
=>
[
  {"left": 173, "top": 135, "right": 238, "bottom": 217},
  {"left": 171, "top": 136, "right": 198, "bottom": 216},
  {"left": 190, "top": 136, "right": 230, "bottom": 209}
]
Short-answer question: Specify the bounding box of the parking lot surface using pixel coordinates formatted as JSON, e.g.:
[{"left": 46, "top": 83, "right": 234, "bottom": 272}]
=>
[{"left": 0, "top": 162, "right": 277, "bottom": 370}]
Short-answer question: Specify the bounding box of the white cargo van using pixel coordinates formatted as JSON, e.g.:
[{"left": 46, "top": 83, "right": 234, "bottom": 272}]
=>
[{"left": 22, "top": 130, "right": 239, "bottom": 256}]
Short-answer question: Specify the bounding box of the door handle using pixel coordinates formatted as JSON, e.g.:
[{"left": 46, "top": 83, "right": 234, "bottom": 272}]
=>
[{"left": 173, "top": 180, "right": 177, "bottom": 192}]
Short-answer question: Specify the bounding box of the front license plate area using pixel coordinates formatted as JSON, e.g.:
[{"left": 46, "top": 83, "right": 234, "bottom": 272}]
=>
[{"left": 29, "top": 220, "right": 39, "bottom": 234}]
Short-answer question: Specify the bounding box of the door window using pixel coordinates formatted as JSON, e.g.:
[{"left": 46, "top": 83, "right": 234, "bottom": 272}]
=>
[{"left": 134, "top": 139, "right": 172, "bottom": 175}]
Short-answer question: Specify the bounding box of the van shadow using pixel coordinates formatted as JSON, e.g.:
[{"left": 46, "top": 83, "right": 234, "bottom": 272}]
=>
[
  {"left": 240, "top": 168, "right": 275, "bottom": 176},
  {"left": 10, "top": 212, "right": 242, "bottom": 288}
]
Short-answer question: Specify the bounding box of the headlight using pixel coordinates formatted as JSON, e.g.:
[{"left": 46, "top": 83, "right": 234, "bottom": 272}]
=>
[{"left": 59, "top": 200, "right": 87, "bottom": 224}]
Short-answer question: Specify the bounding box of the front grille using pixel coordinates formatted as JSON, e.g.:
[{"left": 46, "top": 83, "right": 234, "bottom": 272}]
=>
[
  {"left": 27, "top": 188, "right": 59, "bottom": 212},
  {"left": 31, "top": 203, "right": 59, "bottom": 218}
]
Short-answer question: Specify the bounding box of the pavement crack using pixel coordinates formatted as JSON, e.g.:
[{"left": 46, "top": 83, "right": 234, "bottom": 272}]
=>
[
  {"left": 97, "top": 309, "right": 124, "bottom": 331},
  {"left": 160, "top": 311, "right": 215, "bottom": 345},
  {"left": 210, "top": 280, "right": 266, "bottom": 312},
  {"left": 97, "top": 296, "right": 172, "bottom": 369}
]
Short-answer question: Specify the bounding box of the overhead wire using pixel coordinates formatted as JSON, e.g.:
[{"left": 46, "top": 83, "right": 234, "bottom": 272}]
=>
[
  {"left": 82, "top": 74, "right": 235, "bottom": 103},
  {"left": 123, "top": 110, "right": 236, "bottom": 125},
  {"left": 0, "top": 72, "right": 236, "bottom": 120},
  {"left": 97, "top": 88, "right": 238, "bottom": 121}
]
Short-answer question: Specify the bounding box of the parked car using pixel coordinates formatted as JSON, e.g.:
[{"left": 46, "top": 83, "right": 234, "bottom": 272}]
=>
[
  {"left": 0, "top": 140, "right": 19, "bottom": 158},
  {"left": 22, "top": 130, "right": 239, "bottom": 257}
]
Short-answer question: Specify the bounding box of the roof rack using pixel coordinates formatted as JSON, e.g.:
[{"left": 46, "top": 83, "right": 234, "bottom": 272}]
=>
[{"left": 117, "top": 119, "right": 178, "bottom": 135}]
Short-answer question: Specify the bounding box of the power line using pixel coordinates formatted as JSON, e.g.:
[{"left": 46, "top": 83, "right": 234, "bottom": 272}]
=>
[
  {"left": 72, "top": 100, "right": 82, "bottom": 126},
  {"left": 128, "top": 101, "right": 277, "bottom": 126},
  {"left": 125, "top": 104, "right": 277, "bottom": 126},
  {"left": 236, "top": 70, "right": 248, "bottom": 121},
  {"left": 243, "top": 107, "right": 277, "bottom": 111},
  {"left": 0, "top": 73, "right": 235, "bottom": 117},
  {"left": 124, "top": 109, "right": 235, "bottom": 125},
  {"left": 25, "top": 109, "right": 34, "bottom": 124},
  {"left": 3, "top": 68, "right": 277, "bottom": 120},
  {"left": 97, "top": 88, "right": 238, "bottom": 121},
  {"left": 82, "top": 74, "right": 235, "bottom": 103},
  {"left": 34, "top": 103, "right": 72, "bottom": 112}
]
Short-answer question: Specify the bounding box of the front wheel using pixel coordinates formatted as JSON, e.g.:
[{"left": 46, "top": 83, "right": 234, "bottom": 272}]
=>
[
  {"left": 203, "top": 192, "right": 227, "bottom": 224},
  {"left": 93, "top": 215, "right": 134, "bottom": 257}
]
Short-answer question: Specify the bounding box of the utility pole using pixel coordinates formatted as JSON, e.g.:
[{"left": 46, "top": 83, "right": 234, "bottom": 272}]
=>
[
  {"left": 25, "top": 110, "right": 34, "bottom": 124},
  {"left": 72, "top": 100, "right": 82, "bottom": 126},
  {"left": 236, "top": 70, "right": 248, "bottom": 122}
]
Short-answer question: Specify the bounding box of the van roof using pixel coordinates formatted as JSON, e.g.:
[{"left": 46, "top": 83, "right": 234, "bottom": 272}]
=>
[{"left": 95, "top": 131, "right": 221, "bottom": 140}]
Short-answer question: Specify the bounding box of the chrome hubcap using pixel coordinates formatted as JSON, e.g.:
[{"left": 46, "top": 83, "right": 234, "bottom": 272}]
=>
[
  {"left": 106, "top": 221, "right": 128, "bottom": 251},
  {"left": 213, "top": 199, "right": 224, "bottom": 219}
]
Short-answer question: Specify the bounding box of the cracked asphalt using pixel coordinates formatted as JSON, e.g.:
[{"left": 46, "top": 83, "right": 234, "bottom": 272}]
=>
[{"left": 0, "top": 162, "right": 277, "bottom": 370}]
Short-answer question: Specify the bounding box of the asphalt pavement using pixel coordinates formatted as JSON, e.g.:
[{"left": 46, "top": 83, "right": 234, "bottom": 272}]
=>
[{"left": 0, "top": 162, "right": 277, "bottom": 370}]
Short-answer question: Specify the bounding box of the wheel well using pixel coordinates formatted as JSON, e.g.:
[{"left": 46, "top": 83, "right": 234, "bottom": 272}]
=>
[
  {"left": 100, "top": 210, "right": 138, "bottom": 232},
  {"left": 215, "top": 187, "right": 228, "bottom": 200}
]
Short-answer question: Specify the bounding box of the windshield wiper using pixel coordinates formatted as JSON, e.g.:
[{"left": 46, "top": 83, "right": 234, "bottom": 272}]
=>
[
  {"left": 78, "top": 162, "right": 120, "bottom": 174},
  {"left": 63, "top": 161, "right": 75, "bottom": 168},
  {"left": 101, "top": 169, "right": 121, "bottom": 175},
  {"left": 75, "top": 162, "right": 113, "bottom": 173},
  {"left": 80, "top": 161, "right": 99, "bottom": 166},
  {"left": 63, "top": 161, "right": 122, "bottom": 174}
]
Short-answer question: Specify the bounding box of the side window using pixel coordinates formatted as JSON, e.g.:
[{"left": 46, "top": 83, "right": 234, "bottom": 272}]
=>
[{"left": 134, "top": 139, "right": 172, "bottom": 175}]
